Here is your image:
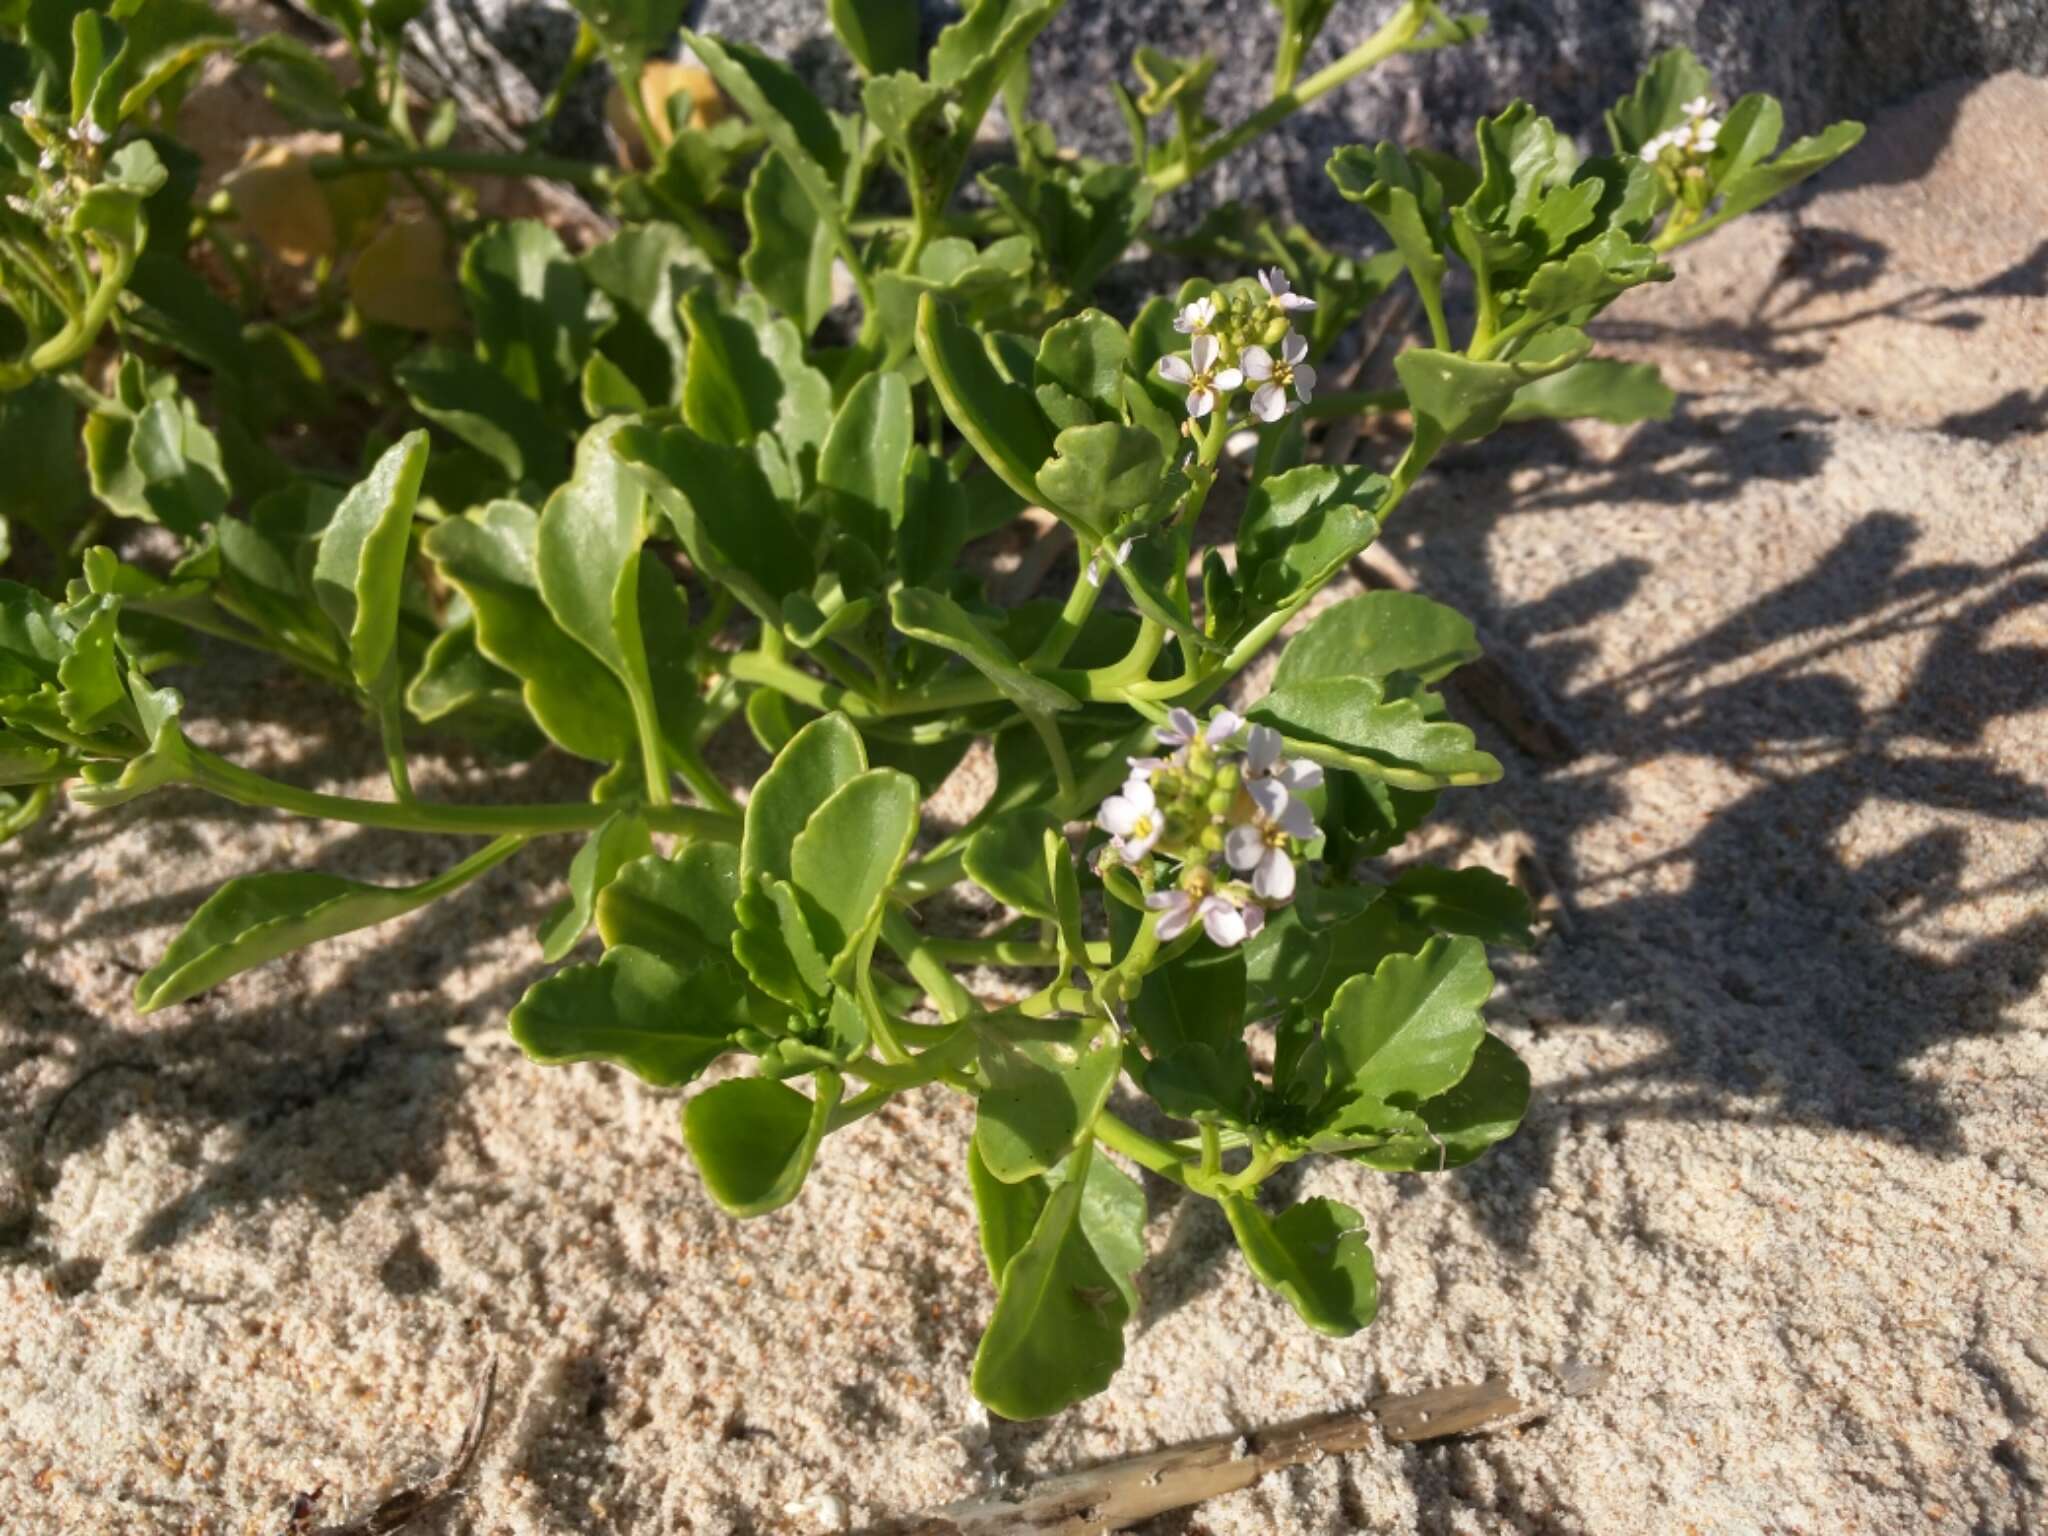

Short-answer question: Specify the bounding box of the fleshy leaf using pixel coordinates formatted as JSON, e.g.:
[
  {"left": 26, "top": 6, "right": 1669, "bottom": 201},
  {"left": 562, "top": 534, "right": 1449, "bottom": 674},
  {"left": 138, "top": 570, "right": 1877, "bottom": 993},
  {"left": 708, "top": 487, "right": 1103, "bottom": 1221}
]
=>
[
  {"left": 597, "top": 842, "right": 743, "bottom": 966},
  {"left": 1236, "top": 465, "right": 1388, "bottom": 610},
  {"left": 135, "top": 839, "right": 520, "bottom": 1012},
  {"left": 788, "top": 768, "right": 920, "bottom": 970},
  {"left": 963, "top": 807, "right": 1062, "bottom": 919},
  {"left": 1272, "top": 591, "right": 1482, "bottom": 689},
  {"left": 682, "top": 1072, "right": 841, "bottom": 1216},
  {"left": 310, "top": 431, "right": 429, "bottom": 695},
  {"left": 970, "top": 1142, "right": 1131, "bottom": 1420},
  {"left": 916, "top": 292, "right": 1057, "bottom": 508},
  {"left": 1322, "top": 934, "right": 1492, "bottom": 1108},
  {"left": 508, "top": 945, "right": 748, "bottom": 1086},
  {"left": 890, "top": 587, "right": 1080, "bottom": 716},
  {"left": 1344, "top": 1033, "right": 1531, "bottom": 1171},
  {"left": 741, "top": 712, "right": 867, "bottom": 890},
  {"left": 1249, "top": 676, "right": 1500, "bottom": 790},
  {"left": 1384, "top": 865, "right": 1535, "bottom": 950},
  {"left": 975, "top": 1018, "right": 1122, "bottom": 1183},
  {"left": 1221, "top": 1194, "right": 1379, "bottom": 1336},
  {"left": 538, "top": 811, "right": 655, "bottom": 962}
]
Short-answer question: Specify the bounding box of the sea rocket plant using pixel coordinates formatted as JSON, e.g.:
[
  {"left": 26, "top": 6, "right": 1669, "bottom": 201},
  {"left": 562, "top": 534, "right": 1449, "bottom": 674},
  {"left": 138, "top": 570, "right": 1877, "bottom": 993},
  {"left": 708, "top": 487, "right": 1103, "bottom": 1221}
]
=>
[{"left": 0, "top": 0, "right": 1861, "bottom": 1422}]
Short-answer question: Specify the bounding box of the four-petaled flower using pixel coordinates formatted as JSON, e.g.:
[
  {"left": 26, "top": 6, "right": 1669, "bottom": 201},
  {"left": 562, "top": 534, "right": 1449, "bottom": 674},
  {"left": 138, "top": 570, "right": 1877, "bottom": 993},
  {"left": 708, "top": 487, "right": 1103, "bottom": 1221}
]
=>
[
  {"left": 1098, "top": 778, "right": 1164, "bottom": 861},
  {"left": 1158, "top": 334, "right": 1243, "bottom": 419},
  {"left": 1242, "top": 333, "right": 1317, "bottom": 422},
  {"left": 1244, "top": 723, "right": 1323, "bottom": 795},
  {"left": 1173, "top": 295, "right": 1218, "bottom": 336},
  {"left": 1156, "top": 706, "right": 1241, "bottom": 751},
  {"left": 1258, "top": 267, "right": 1317, "bottom": 312},
  {"left": 1226, "top": 783, "right": 1316, "bottom": 902},
  {"left": 1146, "top": 886, "right": 1267, "bottom": 947}
]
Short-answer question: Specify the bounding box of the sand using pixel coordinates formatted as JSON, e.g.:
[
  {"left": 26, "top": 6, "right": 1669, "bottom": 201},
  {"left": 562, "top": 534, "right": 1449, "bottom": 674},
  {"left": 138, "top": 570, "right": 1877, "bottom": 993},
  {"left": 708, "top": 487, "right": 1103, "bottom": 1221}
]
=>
[{"left": 3, "top": 75, "right": 2045, "bottom": 1536}]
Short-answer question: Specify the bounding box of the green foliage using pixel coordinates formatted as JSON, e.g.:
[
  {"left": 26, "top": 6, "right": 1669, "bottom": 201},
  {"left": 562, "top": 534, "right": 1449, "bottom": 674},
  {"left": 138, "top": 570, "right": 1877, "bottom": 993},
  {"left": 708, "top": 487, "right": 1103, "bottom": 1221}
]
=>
[{"left": 0, "top": 0, "right": 1860, "bottom": 1417}]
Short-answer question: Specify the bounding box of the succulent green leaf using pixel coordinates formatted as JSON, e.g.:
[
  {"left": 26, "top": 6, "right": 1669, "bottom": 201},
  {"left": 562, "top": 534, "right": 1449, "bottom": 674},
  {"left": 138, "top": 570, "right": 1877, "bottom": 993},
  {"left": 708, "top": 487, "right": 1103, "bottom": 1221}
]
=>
[
  {"left": 597, "top": 842, "right": 743, "bottom": 966},
  {"left": 0, "top": 381, "right": 86, "bottom": 554},
  {"left": 742, "top": 712, "right": 867, "bottom": 890},
  {"left": 509, "top": 945, "right": 749, "bottom": 1087},
  {"left": 970, "top": 1141, "right": 1132, "bottom": 1420},
  {"left": 1385, "top": 865, "right": 1534, "bottom": 950},
  {"left": 538, "top": 811, "right": 655, "bottom": 962},
  {"left": 1034, "top": 310, "right": 1130, "bottom": 424},
  {"left": 83, "top": 382, "right": 230, "bottom": 537},
  {"left": 915, "top": 293, "right": 1057, "bottom": 508},
  {"left": 616, "top": 422, "right": 814, "bottom": 621},
  {"left": 676, "top": 287, "right": 833, "bottom": 470},
  {"left": 1250, "top": 675, "right": 1499, "bottom": 790},
  {"left": 975, "top": 1018, "right": 1121, "bottom": 1182},
  {"left": 743, "top": 148, "right": 835, "bottom": 336},
  {"left": 682, "top": 1072, "right": 841, "bottom": 1216},
  {"left": 311, "top": 430, "right": 428, "bottom": 695},
  {"left": 963, "top": 807, "right": 1062, "bottom": 918},
  {"left": 1344, "top": 1033, "right": 1531, "bottom": 1171},
  {"left": 890, "top": 587, "right": 1080, "bottom": 715},
  {"left": 1323, "top": 935, "right": 1492, "bottom": 1108},
  {"left": 827, "top": 0, "right": 919, "bottom": 75},
  {"left": 561, "top": 0, "right": 683, "bottom": 59},
  {"left": 580, "top": 222, "right": 703, "bottom": 409},
  {"left": 818, "top": 370, "right": 914, "bottom": 540},
  {"left": 1236, "top": 464, "right": 1388, "bottom": 610},
  {"left": 460, "top": 220, "right": 593, "bottom": 417},
  {"left": 1603, "top": 46, "right": 1713, "bottom": 155},
  {"left": 789, "top": 767, "right": 921, "bottom": 970},
  {"left": 395, "top": 345, "right": 563, "bottom": 487},
  {"left": 1394, "top": 333, "right": 1590, "bottom": 451},
  {"left": 134, "top": 838, "right": 520, "bottom": 1012},
  {"left": 1504, "top": 357, "right": 1674, "bottom": 425},
  {"left": 1034, "top": 422, "right": 1165, "bottom": 540},
  {"left": 1221, "top": 1195, "right": 1378, "bottom": 1336},
  {"left": 420, "top": 501, "right": 635, "bottom": 763},
  {"left": 1272, "top": 591, "right": 1482, "bottom": 690}
]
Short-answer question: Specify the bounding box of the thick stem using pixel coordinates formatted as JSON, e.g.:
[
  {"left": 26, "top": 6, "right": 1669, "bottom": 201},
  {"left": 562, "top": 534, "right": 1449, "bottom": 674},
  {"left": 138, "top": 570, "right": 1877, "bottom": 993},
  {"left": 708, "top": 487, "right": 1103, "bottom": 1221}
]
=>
[
  {"left": 183, "top": 745, "right": 740, "bottom": 841},
  {"left": 1146, "top": 3, "right": 1428, "bottom": 196}
]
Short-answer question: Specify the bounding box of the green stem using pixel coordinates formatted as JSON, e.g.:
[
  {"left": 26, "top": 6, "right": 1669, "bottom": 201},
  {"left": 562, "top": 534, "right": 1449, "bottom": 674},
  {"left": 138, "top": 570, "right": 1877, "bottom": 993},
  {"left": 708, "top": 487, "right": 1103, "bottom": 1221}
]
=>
[
  {"left": 1094, "top": 1112, "right": 1203, "bottom": 1192},
  {"left": 532, "top": 21, "right": 602, "bottom": 145},
  {"left": 182, "top": 745, "right": 740, "bottom": 841},
  {"left": 308, "top": 148, "right": 609, "bottom": 190},
  {"left": 1199, "top": 1122, "right": 1223, "bottom": 1180},
  {"left": 373, "top": 687, "right": 415, "bottom": 803},
  {"left": 1146, "top": 2, "right": 1428, "bottom": 196},
  {"left": 669, "top": 739, "right": 739, "bottom": 818},
  {"left": 920, "top": 937, "right": 1116, "bottom": 967},
  {"left": 880, "top": 909, "right": 980, "bottom": 1024},
  {"left": 1026, "top": 539, "right": 1104, "bottom": 668},
  {"left": 27, "top": 235, "right": 135, "bottom": 375}
]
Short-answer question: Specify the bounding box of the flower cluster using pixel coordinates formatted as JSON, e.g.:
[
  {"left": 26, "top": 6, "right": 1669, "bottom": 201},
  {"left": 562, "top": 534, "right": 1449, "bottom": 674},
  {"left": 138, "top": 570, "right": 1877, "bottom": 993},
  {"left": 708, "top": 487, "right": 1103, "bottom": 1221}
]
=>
[
  {"left": 5, "top": 98, "right": 108, "bottom": 223},
  {"left": 1641, "top": 95, "right": 1721, "bottom": 163},
  {"left": 1097, "top": 707, "right": 1324, "bottom": 948},
  {"left": 1157, "top": 269, "right": 1319, "bottom": 425}
]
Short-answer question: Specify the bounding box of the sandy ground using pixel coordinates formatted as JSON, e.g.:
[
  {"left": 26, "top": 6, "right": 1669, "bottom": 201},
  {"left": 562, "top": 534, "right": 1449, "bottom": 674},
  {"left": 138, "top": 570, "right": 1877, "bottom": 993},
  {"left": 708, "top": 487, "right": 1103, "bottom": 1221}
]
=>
[{"left": 3, "top": 76, "right": 2046, "bottom": 1536}]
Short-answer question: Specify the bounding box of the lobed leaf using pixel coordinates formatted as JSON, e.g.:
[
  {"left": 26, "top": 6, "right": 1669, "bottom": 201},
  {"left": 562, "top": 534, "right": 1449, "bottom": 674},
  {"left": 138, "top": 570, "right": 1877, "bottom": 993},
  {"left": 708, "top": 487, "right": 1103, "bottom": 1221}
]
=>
[{"left": 509, "top": 945, "right": 749, "bottom": 1087}]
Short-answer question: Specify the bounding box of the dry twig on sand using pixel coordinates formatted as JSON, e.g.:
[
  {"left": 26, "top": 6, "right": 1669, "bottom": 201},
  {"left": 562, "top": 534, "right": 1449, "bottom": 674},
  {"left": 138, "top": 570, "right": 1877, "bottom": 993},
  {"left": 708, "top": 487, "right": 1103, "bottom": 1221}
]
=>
[
  {"left": 884, "top": 1365, "right": 1608, "bottom": 1536},
  {"left": 272, "top": 1355, "right": 497, "bottom": 1536}
]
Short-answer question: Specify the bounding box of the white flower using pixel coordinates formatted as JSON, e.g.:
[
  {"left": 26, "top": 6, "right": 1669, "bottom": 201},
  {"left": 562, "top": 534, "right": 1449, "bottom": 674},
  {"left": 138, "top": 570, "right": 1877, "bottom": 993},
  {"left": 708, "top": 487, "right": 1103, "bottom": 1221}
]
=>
[
  {"left": 1145, "top": 887, "right": 1266, "bottom": 947},
  {"left": 8, "top": 100, "right": 33, "bottom": 121},
  {"left": 1158, "top": 333, "right": 1243, "bottom": 420},
  {"left": 1680, "top": 95, "right": 1715, "bottom": 119},
  {"left": 1156, "top": 706, "right": 1241, "bottom": 750},
  {"left": 1126, "top": 753, "right": 1167, "bottom": 781},
  {"left": 1172, "top": 295, "right": 1218, "bottom": 336},
  {"left": 1244, "top": 724, "right": 1323, "bottom": 794},
  {"left": 1098, "top": 778, "right": 1164, "bottom": 861},
  {"left": 1241, "top": 332, "right": 1317, "bottom": 423},
  {"left": 1258, "top": 267, "right": 1316, "bottom": 312},
  {"left": 1691, "top": 116, "right": 1721, "bottom": 153},
  {"left": 1225, "top": 822, "right": 1297, "bottom": 902}
]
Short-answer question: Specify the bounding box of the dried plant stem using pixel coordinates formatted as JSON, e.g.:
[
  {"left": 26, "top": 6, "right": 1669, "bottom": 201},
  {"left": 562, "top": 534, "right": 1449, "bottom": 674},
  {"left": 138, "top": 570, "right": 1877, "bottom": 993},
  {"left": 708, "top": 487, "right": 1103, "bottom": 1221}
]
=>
[{"left": 894, "top": 1367, "right": 1607, "bottom": 1536}]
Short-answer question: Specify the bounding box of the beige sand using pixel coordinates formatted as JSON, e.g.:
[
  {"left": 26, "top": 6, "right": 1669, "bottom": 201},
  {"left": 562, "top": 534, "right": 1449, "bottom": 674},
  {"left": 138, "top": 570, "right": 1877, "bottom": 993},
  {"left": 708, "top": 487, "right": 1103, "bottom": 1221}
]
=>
[{"left": 3, "top": 74, "right": 2045, "bottom": 1536}]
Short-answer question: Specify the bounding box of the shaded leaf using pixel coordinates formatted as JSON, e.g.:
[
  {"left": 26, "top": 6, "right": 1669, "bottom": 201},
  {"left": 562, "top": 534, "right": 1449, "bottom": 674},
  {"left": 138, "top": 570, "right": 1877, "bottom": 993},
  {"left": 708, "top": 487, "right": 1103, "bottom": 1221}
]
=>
[
  {"left": 509, "top": 945, "right": 748, "bottom": 1086},
  {"left": 683, "top": 1073, "right": 840, "bottom": 1216}
]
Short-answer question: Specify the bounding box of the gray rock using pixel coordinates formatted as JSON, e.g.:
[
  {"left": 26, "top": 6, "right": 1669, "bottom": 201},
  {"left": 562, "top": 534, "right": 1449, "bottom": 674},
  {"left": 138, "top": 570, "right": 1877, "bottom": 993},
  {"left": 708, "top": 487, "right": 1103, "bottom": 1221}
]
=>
[{"left": 414, "top": 0, "right": 2048, "bottom": 232}]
